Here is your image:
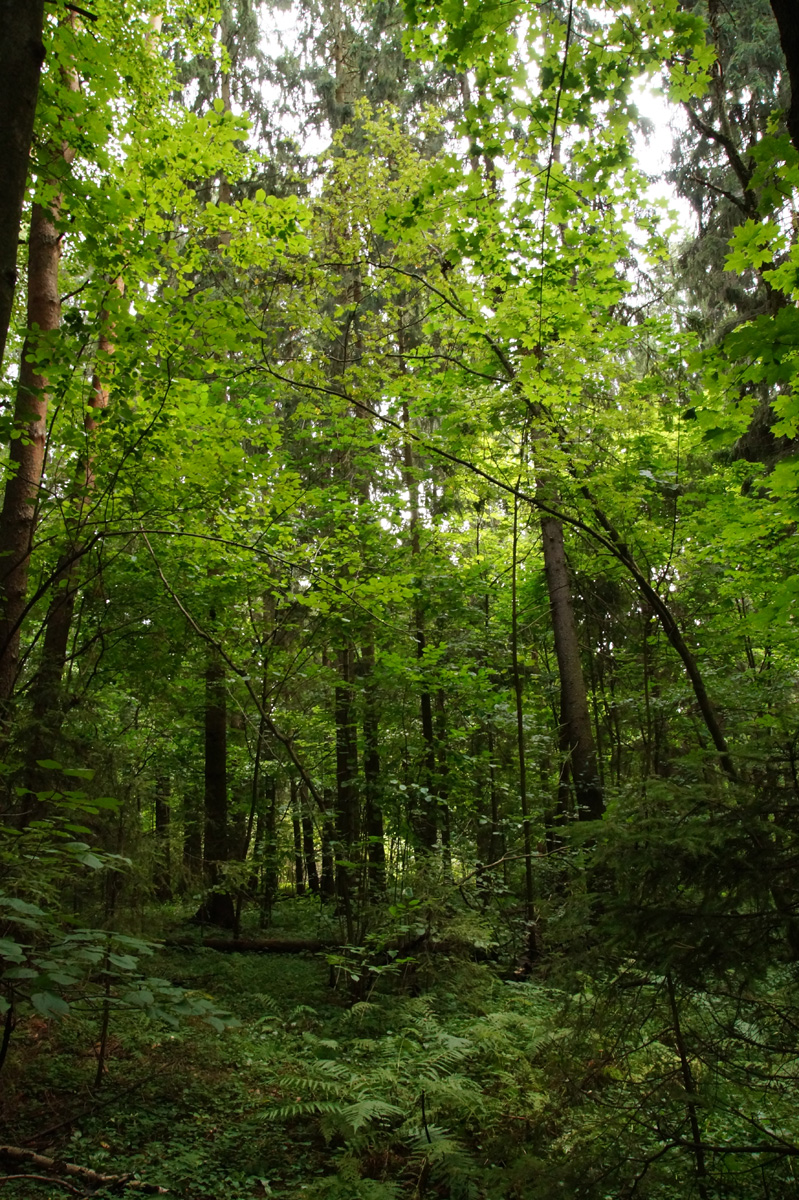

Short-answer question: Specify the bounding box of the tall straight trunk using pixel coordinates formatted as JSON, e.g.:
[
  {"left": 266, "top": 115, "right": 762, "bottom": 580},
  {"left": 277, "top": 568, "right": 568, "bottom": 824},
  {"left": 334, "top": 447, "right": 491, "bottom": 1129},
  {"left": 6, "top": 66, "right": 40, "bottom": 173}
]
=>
[
  {"left": 300, "top": 783, "right": 320, "bottom": 895},
  {"left": 0, "top": 44, "right": 79, "bottom": 714},
  {"left": 769, "top": 0, "right": 799, "bottom": 156},
  {"left": 196, "top": 23, "right": 236, "bottom": 927},
  {"left": 435, "top": 688, "right": 452, "bottom": 875},
  {"left": 200, "top": 648, "right": 234, "bottom": 927},
  {"left": 154, "top": 774, "right": 172, "bottom": 900},
  {"left": 402, "top": 387, "right": 437, "bottom": 851},
  {"left": 362, "top": 637, "right": 386, "bottom": 893},
  {"left": 0, "top": 202, "right": 63, "bottom": 710},
  {"left": 350, "top": 314, "right": 385, "bottom": 894},
  {"left": 475, "top": 515, "right": 504, "bottom": 891},
  {"left": 334, "top": 644, "right": 358, "bottom": 940},
  {"left": 20, "top": 13, "right": 163, "bottom": 734},
  {"left": 540, "top": 514, "right": 603, "bottom": 821},
  {"left": 320, "top": 789, "right": 336, "bottom": 902},
  {"left": 0, "top": 0, "right": 46, "bottom": 373},
  {"left": 204, "top": 651, "right": 228, "bottom": 864},
  {"left": 182, "top": 789, "right": 203, "bottom": 880},
  {"left": 260, "top": 775, "right": 278, "bottom": 926},
  {"left": 25, "top": 281, "right": 123, "bottom": 768},
  {"left": 512, "top": 496, "right": 536, "bottom": 936},
  {"left": 291, "top": 778, "right": 305, "bottom": 895}
]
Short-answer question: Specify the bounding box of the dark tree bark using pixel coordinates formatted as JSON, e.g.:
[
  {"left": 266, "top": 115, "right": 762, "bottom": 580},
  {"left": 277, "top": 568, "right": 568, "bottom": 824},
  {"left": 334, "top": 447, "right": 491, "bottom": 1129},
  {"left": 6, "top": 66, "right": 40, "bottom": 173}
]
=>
[
  {"left": 182, "top": 789, "right": 203, "bottom": 881},
  {"left": 0, "top": 0, "right": 46, "bottom": 374},
  {"left": 25, "top": 280, "right": 122, "bottom": 772},
  {"left": 320, "top": 791, "right": 336, "bottom": 902},
  {"left": 0, "top": 201, "right": 63, "bottom": 711},
  {"left": 0, "top": 48, "right": 80, "bottom": 716},
  {"left": 512, "top": 497, "right": 536, "bottom": 929},
  {"left": 301, "top": 783, "right": 320, "bottom": 895},
  {"left": 199, "top": 649, "right": 235, "bottom": 927},
  {"left": 435, "top": 687, "right": 452, "bottom": 875},
  {"left": 291, "top": 778, "right": 305, "bottom": 895},
  {"left": 154, "top": 774, "right": 172, "bottom": 900},
  {"left": 334, "top": 644, "right": 358, "bottom": 939},
  {"left": 402, "top": 391, "right": 437, "bottom": 851},
  {"left": 474, "top": 515, "right": 504, "bottom": 895},
  {"left": 540, "top": 515, "right": 604, "bottom": 822},
  {"left": 204, "top": 652, "right": 228, "bottom": 863},
  {"left": 770, "top": 0, "right": 799, "bottom": 155},
  {"left": 361, "top": 637, "right": 386, "bottom": 892},
  {"left": 260, "top": 774, "right": 278, "bottom": 926}
]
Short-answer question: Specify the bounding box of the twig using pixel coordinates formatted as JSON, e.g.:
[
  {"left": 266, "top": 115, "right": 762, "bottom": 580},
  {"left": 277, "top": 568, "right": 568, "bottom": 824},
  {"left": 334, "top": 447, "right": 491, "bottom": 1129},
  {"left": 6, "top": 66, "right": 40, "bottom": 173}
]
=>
[
  {"left": 0, "top": 1174, "right": 83, "bottom": 1195},
  {"left": 458, "top": 852, "right": 536, "bottom": 885},
  {"left": 0, "top": 1146, "right": 168, "bottom": 1193}
]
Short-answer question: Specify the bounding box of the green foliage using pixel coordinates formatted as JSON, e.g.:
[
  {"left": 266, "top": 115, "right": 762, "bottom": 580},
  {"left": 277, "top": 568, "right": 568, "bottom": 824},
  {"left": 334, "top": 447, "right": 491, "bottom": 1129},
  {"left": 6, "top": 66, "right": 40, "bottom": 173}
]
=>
[
  {"left": 0, "top": 784, "right": 236, "bottom": 1079},
  {"left": 3, "top": 0, "right": 799, "bottom": 1195}
]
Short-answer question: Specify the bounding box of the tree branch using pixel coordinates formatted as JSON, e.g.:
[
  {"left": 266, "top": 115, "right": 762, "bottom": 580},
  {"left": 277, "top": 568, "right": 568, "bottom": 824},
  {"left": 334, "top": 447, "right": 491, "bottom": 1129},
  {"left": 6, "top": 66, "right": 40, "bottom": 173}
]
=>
[
  {"left": 0, "top": 1145, "right": 167, "bottom": 1193},
  {"left": 682, "top": 104, "right": 756, "bottom": 211}
]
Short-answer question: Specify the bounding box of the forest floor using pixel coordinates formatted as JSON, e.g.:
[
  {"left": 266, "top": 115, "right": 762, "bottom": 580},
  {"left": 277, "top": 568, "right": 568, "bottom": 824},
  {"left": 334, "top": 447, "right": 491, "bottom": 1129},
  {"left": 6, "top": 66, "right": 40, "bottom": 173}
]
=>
[{"left": 0, "top": 898, "right": 549, "bottom": 1200}]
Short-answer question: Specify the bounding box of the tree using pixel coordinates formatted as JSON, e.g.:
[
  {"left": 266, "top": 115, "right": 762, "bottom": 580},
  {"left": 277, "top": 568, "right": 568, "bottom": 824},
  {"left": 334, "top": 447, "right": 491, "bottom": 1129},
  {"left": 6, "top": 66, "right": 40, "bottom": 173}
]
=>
[{"left": 0, "top": 0, "right": 46, "bottom": 373}]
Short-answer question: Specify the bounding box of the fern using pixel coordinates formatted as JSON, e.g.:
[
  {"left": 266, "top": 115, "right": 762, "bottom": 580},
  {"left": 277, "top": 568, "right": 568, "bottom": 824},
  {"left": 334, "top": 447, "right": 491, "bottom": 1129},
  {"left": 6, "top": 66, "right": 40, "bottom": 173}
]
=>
[{"left": 266, "top": 1098, "right": 346, "bottom": 1120}]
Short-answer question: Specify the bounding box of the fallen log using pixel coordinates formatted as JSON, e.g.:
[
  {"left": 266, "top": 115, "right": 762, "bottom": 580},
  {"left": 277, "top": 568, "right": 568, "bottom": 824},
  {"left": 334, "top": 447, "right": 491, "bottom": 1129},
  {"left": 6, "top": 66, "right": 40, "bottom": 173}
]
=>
[
  {"left": 0, "top": 1145, "right": 168, "bottom": 1194},
  {"left": 200, "top": 937, "right": 329, "bottom": 952}
]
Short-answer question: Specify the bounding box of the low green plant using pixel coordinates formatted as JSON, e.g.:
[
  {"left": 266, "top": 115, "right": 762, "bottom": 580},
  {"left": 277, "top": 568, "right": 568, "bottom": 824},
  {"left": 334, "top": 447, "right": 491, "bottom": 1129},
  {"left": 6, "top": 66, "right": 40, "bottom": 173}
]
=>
[{"left": 0, "top": 778, "right": 237, "bottom": 1078}]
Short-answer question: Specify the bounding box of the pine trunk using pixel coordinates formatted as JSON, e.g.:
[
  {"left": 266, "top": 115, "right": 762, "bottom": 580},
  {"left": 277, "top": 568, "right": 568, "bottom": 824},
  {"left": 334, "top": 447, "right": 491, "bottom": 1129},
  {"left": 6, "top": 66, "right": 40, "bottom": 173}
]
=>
[
  {"left": 0, "top": 202, "right": 63, "bottom": 709},
  {"left": 402, "top": 394, "right": 437, "bottom": 851},
  {"left": 540, "top": 514, "right": 604, "bottom": 821},
  {"left": 334, "top": 645, "right": 358, "bottom": 938},
  {"left": 0, "top": 42, "right": 80, "bottom": 715},
  {"left": 301, "top": 783, "right": 320, "bottom": 895},
  {"left": 25, "top": 282, "right": 122, "bottom": 772},
  {"left": 154, "top": 775, "right": 172, "bottom": 901},
  {"left": 362, "top": 637, "right": 386, "bottom": 892},
  {"left": 200, "top": 650, "right": 234, "bottom": 927},
  {"left": 0, "top": 0, "right": 46, "bottom": 372},
  {"left": 292, "top": 779, "right": 305, "bottom": 895}
]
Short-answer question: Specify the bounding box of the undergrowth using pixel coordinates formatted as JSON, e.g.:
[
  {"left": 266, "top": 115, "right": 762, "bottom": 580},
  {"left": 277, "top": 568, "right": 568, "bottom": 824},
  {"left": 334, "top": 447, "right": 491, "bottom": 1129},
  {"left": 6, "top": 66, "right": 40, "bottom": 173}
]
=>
[{"left": 3, "top": 909, "right": 799, "bottom": 1199}]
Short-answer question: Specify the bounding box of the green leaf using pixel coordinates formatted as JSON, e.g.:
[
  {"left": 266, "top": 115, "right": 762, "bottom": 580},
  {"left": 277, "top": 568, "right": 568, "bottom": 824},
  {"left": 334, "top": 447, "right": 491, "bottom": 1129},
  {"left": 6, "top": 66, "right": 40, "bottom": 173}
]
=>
[
  {"left": 0, "top": 939, "right": 25, "bottom": 962},
  {"left": 0, "top": 897, "right": 44, "bottom": 917},
  {"left": 31, "top": 992, "right": 70, "bottom": 1019}
]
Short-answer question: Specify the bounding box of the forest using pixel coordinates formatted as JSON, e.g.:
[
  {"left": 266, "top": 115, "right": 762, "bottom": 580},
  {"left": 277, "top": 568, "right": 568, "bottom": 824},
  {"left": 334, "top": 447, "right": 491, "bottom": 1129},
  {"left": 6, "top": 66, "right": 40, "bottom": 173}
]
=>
[{"left": 1, "top": 0, "right": 798, "bottom": 1196}]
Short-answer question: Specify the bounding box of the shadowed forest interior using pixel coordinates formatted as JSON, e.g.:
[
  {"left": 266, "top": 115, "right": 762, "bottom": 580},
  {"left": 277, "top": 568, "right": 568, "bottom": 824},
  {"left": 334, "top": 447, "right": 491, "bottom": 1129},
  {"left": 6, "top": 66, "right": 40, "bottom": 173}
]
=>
[{"left": 2, "top": 0, "right": 799, "bottom": 1196}]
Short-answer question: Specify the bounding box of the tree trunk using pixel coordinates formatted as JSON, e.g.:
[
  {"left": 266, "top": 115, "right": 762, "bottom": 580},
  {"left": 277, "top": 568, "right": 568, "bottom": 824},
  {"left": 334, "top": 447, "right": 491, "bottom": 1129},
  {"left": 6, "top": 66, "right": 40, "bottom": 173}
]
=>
[
  {"left": 402, "top": 391, "right": 437, "bottom": 851},
  {"left": 362, "top": 637, "right": 386, "bottom": 893},
  {"left": 334, "top": 644, "right": 358, "bottom": 939},
  {"left": 512, "top": 497, "right": 537, "bottom": 932},
  {"left": 260, "top": 774, "right": 278, "bottom": 926},
  {"left": 291, "top": 778, "right": 305, "bottom": 895},
  {"left": 0, "top": 202, "right": 63, "bottom": 711},
  {"left": 435, "top": 687, "right": 452, "bottom": 875},
  {"left": 301, "top": 782, "right": 320, "bottom": 895},
  {"left": 182, "top": 789, "right": 203, "bottom": 882},
  {"left": 0, "top": 49, "right": 80, "bottom": 715},
  {"left": 0, "top": 0, "right": 46, "bottom": 374},
  {"left": 475, "top": 515, "right": 504, "bottom": 895},
  {"left": 199, "top": 649, "right": 234, "bottom": 927},
  {"left": 540, "top": 514, "right": 604, "bottom": 822},
  {"left": 770, "top": 0, "right": 799, "bottom": 155},
  {"left": 154, "top": 774, "right": 172, "bottom": 901},
  {"left": 25, "top": 280, "right": 123, "bottom": 772},
  {"left": 320, "top": 791, "right": 336, "bottom": 902}
]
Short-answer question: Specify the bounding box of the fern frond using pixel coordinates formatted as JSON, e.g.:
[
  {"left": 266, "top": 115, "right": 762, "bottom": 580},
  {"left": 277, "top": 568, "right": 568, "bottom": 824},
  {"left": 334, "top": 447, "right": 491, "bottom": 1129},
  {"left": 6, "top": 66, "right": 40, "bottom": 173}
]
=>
[
  {"left": 340, "top": 1099, "right": 405, "bottom": 1132},
  {"left": 266, "top": 1099, "right": 345, "bottom": 1120}
]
